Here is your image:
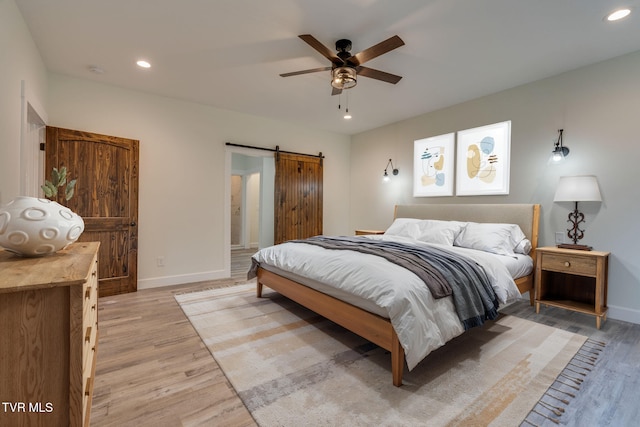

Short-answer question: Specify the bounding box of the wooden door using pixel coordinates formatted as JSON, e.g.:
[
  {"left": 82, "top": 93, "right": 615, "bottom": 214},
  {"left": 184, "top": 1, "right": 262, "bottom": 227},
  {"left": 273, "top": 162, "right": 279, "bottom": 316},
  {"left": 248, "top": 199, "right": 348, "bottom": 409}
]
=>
[
  {"left": 274, "top": 152, "right": 323, "bottom": 244},
  {"left": 45, "top": 127, "right": 139, "bottom": 297}
]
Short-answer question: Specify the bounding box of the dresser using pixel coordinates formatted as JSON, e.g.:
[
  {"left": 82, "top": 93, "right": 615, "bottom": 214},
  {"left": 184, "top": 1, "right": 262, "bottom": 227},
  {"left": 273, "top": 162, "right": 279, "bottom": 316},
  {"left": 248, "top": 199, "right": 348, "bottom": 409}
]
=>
[{"left": 0, "top": 242, "right": 100, "bottom": 427}]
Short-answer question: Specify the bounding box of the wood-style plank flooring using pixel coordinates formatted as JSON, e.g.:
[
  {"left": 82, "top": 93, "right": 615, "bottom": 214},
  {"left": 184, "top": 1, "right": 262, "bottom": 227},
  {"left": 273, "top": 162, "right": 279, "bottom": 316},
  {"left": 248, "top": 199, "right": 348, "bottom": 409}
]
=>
[
  {"left": 92, "top": 250, "right": 640, "bottom": 426},
  {"left": 501, "top": 301, "right": 640, "bottom": 426},
  {"left": 91, "top": 249, "right": 258, "bottom": 427},
  {"left": 229, "top": 248, "right": 256, "bottom": 280}
]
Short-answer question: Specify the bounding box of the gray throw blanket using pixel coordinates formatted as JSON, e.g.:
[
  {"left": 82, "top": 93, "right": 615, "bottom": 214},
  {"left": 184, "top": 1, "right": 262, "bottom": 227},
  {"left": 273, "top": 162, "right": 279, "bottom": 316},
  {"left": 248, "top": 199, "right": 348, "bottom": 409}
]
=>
[{"left": 286, "top": 236, "right": 499, "bottom": 330}]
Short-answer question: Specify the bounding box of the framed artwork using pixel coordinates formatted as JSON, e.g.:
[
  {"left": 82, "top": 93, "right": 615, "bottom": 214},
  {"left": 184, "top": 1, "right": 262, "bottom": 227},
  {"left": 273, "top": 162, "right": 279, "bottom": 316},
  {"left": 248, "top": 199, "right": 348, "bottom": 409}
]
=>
[
  {"left": 413, "top": 132, "right": 455, "bottom": 197},
  {"left": 456, "top": 121, "right": 511, "bottom": 196}
]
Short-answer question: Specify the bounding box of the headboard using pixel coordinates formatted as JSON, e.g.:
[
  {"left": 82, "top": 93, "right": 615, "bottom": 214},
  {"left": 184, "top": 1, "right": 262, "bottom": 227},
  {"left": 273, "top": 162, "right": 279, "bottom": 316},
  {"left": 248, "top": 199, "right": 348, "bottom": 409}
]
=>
[{"left": 394, "top": 204, "right": 540, "bottom": 251}]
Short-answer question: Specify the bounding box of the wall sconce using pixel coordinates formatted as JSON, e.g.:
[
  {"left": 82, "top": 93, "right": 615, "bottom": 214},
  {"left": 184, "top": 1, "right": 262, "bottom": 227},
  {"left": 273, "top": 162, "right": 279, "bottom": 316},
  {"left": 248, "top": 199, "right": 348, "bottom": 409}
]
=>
[
  {"left": 383, "top": 159, "right": 399, "bottom": 182},
  {"left": 553, "top": 175, "right": 602, "bottom": 250},
  {"left": 551, "top": 129, "right": 569, "bottom": 162}
]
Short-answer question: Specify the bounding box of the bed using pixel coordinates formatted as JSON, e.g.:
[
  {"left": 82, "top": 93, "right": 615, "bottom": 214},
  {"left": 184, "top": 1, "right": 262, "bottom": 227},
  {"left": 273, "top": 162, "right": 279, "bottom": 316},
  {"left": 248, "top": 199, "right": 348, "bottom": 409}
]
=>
[{"left": 250, "top": 204, "right": 540, "bottom": 386}]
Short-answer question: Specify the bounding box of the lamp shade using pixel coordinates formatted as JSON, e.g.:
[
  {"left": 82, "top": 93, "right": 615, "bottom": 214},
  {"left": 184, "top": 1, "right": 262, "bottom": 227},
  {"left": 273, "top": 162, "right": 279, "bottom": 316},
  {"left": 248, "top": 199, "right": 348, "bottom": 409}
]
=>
[{"left": 554, "top": 175, "right": 602, "bottom": 202}]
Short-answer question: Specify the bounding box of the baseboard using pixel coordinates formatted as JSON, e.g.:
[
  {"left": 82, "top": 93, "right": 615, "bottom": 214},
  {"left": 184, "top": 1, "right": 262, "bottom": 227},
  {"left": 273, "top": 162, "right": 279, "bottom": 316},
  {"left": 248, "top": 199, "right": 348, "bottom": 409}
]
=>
[
  {"left": 608, "top": 304, "right": 640, "bottom": 325},
  {"left": 231, "top": 244, "right": 259, "bottom": 250},
  {"left": 138, "top": 269, "right": 228, "bottom": 290}
]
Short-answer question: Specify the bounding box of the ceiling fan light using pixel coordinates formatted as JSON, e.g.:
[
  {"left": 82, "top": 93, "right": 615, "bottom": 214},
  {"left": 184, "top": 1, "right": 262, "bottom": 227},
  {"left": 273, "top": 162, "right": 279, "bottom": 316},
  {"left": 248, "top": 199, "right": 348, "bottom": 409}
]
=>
[{"left": 331, "top": 67, "right": 357, "bottom": 89}]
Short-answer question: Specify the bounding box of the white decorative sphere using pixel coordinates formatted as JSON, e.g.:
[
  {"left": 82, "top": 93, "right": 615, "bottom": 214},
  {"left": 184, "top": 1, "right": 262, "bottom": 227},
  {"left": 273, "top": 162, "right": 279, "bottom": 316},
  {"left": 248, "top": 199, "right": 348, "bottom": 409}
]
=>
[{"left": 0, "top": 196, "right": 85, "bottom": 257}]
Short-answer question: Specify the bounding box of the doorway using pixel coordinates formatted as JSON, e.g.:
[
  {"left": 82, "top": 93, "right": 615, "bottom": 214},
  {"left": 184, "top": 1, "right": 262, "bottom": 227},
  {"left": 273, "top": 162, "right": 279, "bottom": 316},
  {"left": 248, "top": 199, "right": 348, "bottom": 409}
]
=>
[
  {"left": 226, "top": 148, "right": 275, "bottom": 279},
  {"left": 20, "top": 80, "right": 47, "bottom": 198},
  {"left": 231, "top": 173, "right": 261, "bottom": 249}
]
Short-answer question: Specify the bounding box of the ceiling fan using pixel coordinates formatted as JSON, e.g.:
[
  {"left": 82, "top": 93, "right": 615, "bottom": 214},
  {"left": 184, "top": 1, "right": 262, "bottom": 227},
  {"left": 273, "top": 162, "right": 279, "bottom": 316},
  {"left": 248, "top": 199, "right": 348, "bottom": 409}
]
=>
[{"left": 280, "top": 34, "right": 405, "bottom": 95}]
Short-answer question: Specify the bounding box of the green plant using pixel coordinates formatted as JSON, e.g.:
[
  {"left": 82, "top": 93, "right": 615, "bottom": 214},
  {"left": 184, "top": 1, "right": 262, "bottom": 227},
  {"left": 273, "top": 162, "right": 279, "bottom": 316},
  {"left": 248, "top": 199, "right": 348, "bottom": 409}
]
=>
[{"left": 42, "top": 166, "right": 77, "bottom": 201}]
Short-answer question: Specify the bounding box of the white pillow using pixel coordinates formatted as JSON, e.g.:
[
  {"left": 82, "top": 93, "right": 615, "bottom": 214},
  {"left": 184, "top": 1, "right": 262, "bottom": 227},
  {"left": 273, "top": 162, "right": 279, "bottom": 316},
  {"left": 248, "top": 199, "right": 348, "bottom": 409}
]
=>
[
  {"left": 385, "top": 218, "right": 464, "bottom": 246},
  {"left": 514, "top": 237, "right": 532, "bottom": 255},
  {"left": 416, "top": 220, "right": 465, "bottom": 246},
  {"left": 455, "top": 222, "right": 529, "bottom": 256},
  {"left": 503, "top": 223, "right": 531, "bottom": 254},
  {"left": 384, "top": 218, "right": 424, "bottom": 239}
]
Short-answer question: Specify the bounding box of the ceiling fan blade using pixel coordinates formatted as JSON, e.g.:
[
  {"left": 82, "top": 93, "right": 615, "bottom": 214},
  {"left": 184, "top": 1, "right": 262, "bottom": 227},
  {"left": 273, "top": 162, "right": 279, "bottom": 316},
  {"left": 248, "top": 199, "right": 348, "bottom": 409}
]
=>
[
  {"left": 331, "top": 87, "right": 342, "bottom": 96},
  {"left": 348, "top": 35, "right": 405, "bottom": 66},
  {"left": 298, "top": 34, "right": 344, "bottom": 66},
  {"left": 280, "top": 66, "right": 332, "bottom": 77},
  {"left": 357, "top": 66, "right": 403, "bottom": 84}
]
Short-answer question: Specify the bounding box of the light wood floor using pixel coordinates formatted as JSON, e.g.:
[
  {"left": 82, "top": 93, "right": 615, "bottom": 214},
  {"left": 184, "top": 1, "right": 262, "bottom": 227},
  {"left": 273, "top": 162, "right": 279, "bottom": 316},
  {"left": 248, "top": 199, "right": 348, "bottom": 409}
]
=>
[
  {"left": 230, "top": 248, "right": 256, "bottom": 280},
  {"left": 92, "top": 252, "right": 640, "bottom": 426},
  {"left": 501, "top": 301, "right": 640, "bottom": 426},
  {"left": 91, "top": 250, "right": 258, "bottom": 427}
]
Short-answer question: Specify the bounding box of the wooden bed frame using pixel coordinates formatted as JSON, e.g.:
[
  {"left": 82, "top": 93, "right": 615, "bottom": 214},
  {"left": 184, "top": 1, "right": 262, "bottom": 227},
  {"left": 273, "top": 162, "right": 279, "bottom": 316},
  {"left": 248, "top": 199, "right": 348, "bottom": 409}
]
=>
[{"left": 256, "top": 204, "right": 540, "bottom": 386}]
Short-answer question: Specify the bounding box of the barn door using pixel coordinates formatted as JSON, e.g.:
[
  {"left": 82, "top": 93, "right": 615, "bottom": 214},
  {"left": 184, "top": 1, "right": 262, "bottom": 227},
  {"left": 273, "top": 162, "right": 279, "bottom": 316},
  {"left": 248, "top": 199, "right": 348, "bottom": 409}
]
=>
[
  {"left": 45, "top": 127, "right": 139, "bottom": 297},
  {"left": 274, "top": 152, "right": 323, "bottom": 244}
]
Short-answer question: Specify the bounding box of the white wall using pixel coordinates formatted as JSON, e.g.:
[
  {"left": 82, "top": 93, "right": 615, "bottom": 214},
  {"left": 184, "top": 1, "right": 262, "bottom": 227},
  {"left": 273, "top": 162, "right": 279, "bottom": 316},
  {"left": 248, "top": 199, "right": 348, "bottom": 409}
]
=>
[
  {"left": 247, "top": 173, "right": 260, "bottom": 247},
  {"left": 350, "top": 50, "right": 640, "bottom": 324},
  {"left": 259, "top": 156, "right": 276, "bottom": 249},
  {"left": 6, "top": 0, "right": 639, "bottom": 323},
  {"left": 46, "top": 74, "right": 351, "bottom": 287},
  {"left": 0, "top": 0, "right": 48, "bottom": 205}
]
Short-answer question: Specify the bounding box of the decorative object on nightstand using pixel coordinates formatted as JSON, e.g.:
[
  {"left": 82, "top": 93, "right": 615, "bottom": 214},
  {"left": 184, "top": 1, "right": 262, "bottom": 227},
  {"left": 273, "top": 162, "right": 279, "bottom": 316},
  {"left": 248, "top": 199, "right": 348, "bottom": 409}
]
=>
[
  {"left": 535, "top": 246, "right": 609, "bottom": 329},
  {"left": 553, "top": 175, "right": 602, "bottom": 251},
  {"left": 355, "top": 229, "right": 385, "bottom": 235}
]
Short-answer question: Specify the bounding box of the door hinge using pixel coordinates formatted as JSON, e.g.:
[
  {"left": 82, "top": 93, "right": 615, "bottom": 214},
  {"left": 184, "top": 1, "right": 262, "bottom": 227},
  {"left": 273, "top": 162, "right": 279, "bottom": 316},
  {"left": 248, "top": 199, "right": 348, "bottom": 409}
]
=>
[{"left": 39, "top": 143, "right": 45, "bottom": 151}]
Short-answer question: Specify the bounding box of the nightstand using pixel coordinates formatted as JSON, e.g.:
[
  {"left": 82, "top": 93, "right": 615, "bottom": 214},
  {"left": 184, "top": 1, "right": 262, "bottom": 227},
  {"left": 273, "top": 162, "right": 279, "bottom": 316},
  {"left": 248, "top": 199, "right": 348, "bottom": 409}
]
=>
[
  {"left": 535, "top": 246, "right": 609, "bottom": 329},
  {"left": 355, "top": 229, "right": 385, "bottom": 235}
]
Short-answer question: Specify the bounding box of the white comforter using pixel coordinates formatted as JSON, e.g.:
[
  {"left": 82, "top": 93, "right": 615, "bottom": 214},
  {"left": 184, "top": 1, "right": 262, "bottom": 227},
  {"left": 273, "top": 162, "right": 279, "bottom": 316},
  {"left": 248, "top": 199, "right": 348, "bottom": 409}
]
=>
[{"left": 252, "top": 235, "right": 530, "bottom": 370}]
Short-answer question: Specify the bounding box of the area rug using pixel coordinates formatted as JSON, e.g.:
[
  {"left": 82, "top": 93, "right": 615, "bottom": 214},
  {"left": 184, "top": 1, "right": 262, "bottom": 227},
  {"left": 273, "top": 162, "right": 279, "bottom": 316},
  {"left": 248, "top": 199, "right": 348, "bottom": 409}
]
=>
[{"left": 176, "top": 283, "right": 599, "bottom": 427}]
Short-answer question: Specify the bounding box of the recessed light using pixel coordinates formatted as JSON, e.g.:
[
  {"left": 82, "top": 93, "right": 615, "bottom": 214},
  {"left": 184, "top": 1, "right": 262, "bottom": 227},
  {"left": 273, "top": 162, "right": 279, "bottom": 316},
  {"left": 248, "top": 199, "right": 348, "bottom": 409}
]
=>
[
  {"left": 606, "top": 8, "right": 631, "bottom": 22},
  {"left": 136, "top": 60, "right": 151, "bottom": 69}
]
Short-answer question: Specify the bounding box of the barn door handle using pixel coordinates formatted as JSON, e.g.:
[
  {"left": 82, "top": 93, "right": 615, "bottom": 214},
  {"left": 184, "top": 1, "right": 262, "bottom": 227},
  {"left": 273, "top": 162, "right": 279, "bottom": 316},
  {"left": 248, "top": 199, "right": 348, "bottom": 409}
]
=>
[{"left": 130, "top": 221, "right": 137, "bottom": 227}]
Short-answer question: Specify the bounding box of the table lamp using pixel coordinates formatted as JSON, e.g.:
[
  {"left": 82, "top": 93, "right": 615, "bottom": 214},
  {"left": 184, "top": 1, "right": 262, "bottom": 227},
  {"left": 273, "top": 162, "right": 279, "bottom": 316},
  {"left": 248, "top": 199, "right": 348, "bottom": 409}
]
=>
[{"left": 553, "top": 175, "right": 602, "bottom": 250}]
